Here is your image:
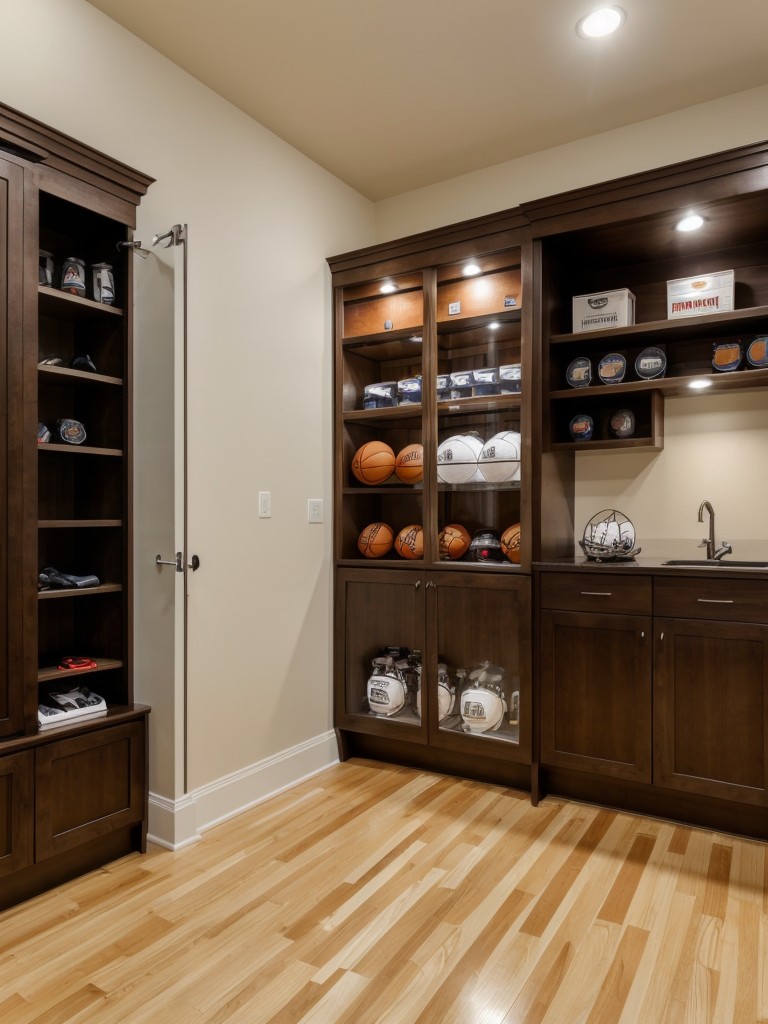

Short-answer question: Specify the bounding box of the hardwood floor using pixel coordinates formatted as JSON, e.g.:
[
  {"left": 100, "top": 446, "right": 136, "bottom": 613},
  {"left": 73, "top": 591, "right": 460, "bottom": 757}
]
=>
[{"left": 1, "top": 759, "right": 766, "bottom": 1023}]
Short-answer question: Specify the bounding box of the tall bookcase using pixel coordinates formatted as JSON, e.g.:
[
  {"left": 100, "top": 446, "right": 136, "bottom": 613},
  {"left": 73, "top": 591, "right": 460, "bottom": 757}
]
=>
[{"left": 0, "top": 103, "right": 152, "bottom": 908}]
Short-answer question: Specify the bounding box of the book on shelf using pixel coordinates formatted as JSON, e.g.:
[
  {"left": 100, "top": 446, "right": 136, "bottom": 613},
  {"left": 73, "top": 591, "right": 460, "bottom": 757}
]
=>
[{"left": 38, "top": 686, "right": 107, "bottom": 730}]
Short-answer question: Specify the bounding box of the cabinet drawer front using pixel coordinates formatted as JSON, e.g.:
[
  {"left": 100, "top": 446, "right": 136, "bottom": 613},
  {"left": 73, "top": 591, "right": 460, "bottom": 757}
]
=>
[
  {"left": 35, "top": 721, "right": 146, "bottom": 861},
  {"left": 655, "top": 577, "right": 768, "bottom": 623},
  {"left": 539, "top": 572, "right": 652, "bottom": 614}
]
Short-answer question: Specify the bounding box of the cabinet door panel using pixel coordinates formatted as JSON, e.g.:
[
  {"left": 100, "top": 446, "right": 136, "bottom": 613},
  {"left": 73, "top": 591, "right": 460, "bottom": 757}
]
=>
[
  {"left": 654, "top": 618, "right": 768, "bottom": 804},
  {"left": 335, "top": 568, "right": 426, "bottom": 740},
  {"left": 429, "top": 573, "right": 531, "bottom": 760},
  {"left": 0, "top": 751, "right": 33, "bottom": 876},
  {"left": 540, "top": 609, "right": 652, "bottom": 781},
  {"left": 35, "top": 722, "right": 145, "bottom": 860}
]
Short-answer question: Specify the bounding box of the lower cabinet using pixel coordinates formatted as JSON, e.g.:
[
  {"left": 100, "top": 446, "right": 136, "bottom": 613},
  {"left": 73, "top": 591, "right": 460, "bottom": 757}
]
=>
[
  {"left": 0, "top": 712, "right": 148, "bottom": 908},
  {"left": 335, "top": 567, "right": 532, "bottom": 771},
  {"left": 0, "top": 750, "right": 34, "bottom": 878},
  {"left": 654, "top": 577, "right": 768, "bottom": 806},
  {"left": 35, "top": 720, "right": 146, "bottom": 860},
  {"left": 538, "top": 568, "right": 768, "bottom": 831}
]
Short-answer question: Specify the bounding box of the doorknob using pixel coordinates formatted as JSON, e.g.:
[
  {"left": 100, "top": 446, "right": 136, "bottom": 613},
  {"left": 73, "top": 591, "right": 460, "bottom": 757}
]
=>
[
  {"left": 189, "top": 555, "right": 200, "bottom": 571},
  {"left": 156, "top": 552, "right": 183, "bottom": 572}
]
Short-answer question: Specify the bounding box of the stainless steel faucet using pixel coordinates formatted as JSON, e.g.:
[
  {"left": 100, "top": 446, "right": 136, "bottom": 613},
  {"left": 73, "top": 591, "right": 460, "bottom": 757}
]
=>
[{"left": 698, "top": 500, "right": 732, "bottom": 560}]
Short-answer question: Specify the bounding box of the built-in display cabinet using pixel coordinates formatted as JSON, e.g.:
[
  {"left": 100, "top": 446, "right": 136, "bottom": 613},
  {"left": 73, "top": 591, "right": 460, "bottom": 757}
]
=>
[
  {"left": 0, "top": 103, "right": 152, "bottom": 909},
  {"left": 330, "top": 139, "right": 768, "bottom": 837}
]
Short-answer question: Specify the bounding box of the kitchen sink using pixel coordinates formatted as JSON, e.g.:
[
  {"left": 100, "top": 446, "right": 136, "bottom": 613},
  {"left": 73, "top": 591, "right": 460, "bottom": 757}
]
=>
[{"left": 662, "top": 559, "right": 768, "bottom": 568}]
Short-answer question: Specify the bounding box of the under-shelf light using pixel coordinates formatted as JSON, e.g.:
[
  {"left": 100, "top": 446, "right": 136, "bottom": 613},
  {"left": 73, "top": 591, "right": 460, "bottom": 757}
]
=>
[
  {"left": 379, "top": 281, "right": 397, "bottom": 294},
  {"left": 688, "top": 379, "right": 713, "bottom": 390},
  {"left": 488, "top": 321, "right": 500, "bottom": 330},
  {"left": 463, "top": 263, "right": 481, "bottom": 277},
  {"left": 576, "top": 6, "right": 625, "bottom": 38}
]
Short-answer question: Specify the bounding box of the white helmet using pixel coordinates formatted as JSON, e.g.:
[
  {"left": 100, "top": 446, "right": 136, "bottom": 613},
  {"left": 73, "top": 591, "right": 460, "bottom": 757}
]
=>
[
  {"left": 367, "top": 656, "right": 407, "bottom": 717},
  {"left": 459, "top": 663, "right": 507, "bottom": 733},
  {"left": 416, "top": 663, "right": 455, "bottom": 720}
]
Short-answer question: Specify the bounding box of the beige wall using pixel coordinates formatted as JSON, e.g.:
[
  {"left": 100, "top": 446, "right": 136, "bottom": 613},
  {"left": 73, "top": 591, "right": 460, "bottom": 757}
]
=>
[
  {"left": 1, "top": 0, "right": 375, "bottom": 826},
  {"left": 374, "top": 87, "right": 768, "bottom": 555}
]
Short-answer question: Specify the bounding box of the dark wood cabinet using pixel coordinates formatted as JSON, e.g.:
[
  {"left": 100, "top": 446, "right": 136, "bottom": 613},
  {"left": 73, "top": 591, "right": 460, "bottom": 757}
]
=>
[
  {"left": 0, "top": 103, "right": 152, "bottom": 908},
  {"left": 329, "top": 217, "right": 537, "bottom": 786},
  {"left": 539, "top": 573, "right": 652, "bottom": 781},
  {"left": 0, "top": 751, "right": 33, "bottom": 877},
  {"left": 654, "top": 576, "right": 768, "bottom": 806}
]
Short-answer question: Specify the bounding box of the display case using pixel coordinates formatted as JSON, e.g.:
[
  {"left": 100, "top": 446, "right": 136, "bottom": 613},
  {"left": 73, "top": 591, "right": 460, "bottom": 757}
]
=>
[{"left": 330, "top": 214, "right": 535, "bottom": 789}]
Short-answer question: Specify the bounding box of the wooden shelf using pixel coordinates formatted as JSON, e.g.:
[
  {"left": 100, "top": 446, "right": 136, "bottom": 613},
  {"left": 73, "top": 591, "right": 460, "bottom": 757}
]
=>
[
  {"left": 38, "top": 583, "right": 122, "bottom": 600},
  {"left": 550, "top": 305, "right": 768, "bottom": 346},
  {"left": 39, "top": 519, "right": 122, "bottom": 528},
  {"left": 39, "top": 443, "right": 123, "bottom": 457},
  {"left": 550, "top": 366, "right": 768, "bottom": 400},
  {"left": 38, "top": 658, "right": 123, "bottom": 683},
  {"left": 38, "top": 364, "right": 123, "bottom": 387},
  {"left": 38, "top": 285, "right": 123, "bottom": 318}
]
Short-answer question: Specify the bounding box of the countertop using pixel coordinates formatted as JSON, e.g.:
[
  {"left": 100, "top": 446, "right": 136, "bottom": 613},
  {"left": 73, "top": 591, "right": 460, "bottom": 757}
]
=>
[{"left": 533, "top": 556, "right": 768, "bottom": 580}]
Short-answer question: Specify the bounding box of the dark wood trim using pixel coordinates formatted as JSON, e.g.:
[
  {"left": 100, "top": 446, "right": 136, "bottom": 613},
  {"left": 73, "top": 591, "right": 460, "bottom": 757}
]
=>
[{"left": 0, "top": 102, "right": 154, "bottom": 209}]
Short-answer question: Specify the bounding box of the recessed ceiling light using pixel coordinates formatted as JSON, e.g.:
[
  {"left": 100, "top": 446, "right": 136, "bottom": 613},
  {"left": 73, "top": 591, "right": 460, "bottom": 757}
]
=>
[
  {"left": 463, "top": 263, "right": 481, "bottom": 277},
  {"left": 379, "top": 281, "right": 397, "bottom": 294},
  {"left": 676, "top": 212, "right": 705, "bottom": 233},
  {"left": 577, "top": 6, "right": 625, "bottom": 38},
  {"left": 688, "top": 379, "right": 712, "bottom": 390}
]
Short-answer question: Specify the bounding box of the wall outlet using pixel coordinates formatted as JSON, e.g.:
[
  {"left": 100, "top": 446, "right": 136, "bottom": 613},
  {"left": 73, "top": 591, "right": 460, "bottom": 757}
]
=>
[
  {"left": 308, "top": 498, "right": 323, "bottom": 523},
  {"left": 258, "top": 491, "right": 271, "bottom": 518}
]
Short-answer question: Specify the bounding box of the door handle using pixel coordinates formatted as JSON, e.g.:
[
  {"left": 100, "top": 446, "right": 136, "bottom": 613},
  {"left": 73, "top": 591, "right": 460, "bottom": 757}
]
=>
[
  {"left": 156, "top": 552, "right": 183, "bottom": 572},
  {"left": 189, "top": 554, "right": 200, "bottom": 571}
]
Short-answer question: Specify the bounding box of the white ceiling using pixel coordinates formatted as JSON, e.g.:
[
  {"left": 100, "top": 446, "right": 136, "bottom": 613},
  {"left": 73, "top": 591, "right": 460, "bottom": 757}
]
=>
[{"left": 86, "top": 0, "right": 768, "bottom": 201}]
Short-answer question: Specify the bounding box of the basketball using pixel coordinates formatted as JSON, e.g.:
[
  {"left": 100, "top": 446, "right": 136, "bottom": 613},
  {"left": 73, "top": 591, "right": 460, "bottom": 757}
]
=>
[
  {"left": 478, "top": 431, "right": 522, "bottom": 483},
  {"left": 394, "top": 442, "right": 423, "bottom": 483},
  {"left": 357, "top": 522, "right": 395, "bottom": 558},
  {"left": 436, "top": 434, "right": 484, "bottom": 484},
  {"left": 500, "top": 523, "right": 521, "bottom": 563},
  {"left": 394, "top": 524, "right": 423, "bottom": 559},
  {"left": 351, "top": 440, "right": 395, "bottom": 485},
  {"left": 439, "top": 523, "right": 471, "bottom": 560}
]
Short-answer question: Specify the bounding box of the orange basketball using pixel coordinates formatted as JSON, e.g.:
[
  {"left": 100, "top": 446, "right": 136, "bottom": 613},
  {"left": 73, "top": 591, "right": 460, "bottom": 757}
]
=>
[
  {"left": 394, "top": 524, "right": 423, "bottom": 559},
  {"left": 394, "top": 443, "right": 423, "bottom": 484},
  {"left": 500, "top": 523, "right": 521, "bottom": 563},
  {"left": 439, "top": 523, "right": 471, "bottom": 560},
  {"left": 351, "top": 440, "right": 395, "bottom": 485},
  {"left": 357, "top": 522, "right": 394, "bottom": 558}
]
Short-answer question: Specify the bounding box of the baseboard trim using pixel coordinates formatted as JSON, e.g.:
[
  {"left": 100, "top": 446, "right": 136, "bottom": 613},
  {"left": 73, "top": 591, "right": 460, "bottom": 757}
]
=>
[{"left": 147, "top": 730, "right": 339, "bottom": 850}]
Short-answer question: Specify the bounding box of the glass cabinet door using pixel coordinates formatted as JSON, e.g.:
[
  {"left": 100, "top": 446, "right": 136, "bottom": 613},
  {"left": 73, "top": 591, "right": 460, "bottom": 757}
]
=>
[
  {"left": 337, "top": 273, "right": 425, "bottom": 565},
  {"left": 434, "top": 253, "right": 525, "bottom": 570},
  {"left": 426, "top": 572, "right": 531, "bottom": 760},
  {"left": 335, "top": 568, "right": 426, "bottom": 741}
]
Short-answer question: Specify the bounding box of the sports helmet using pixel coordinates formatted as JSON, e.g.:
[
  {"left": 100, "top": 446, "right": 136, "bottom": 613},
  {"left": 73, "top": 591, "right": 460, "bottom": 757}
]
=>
[
  {"left": 367, "top": 654, "right": 408, "bottom": 717},
  {"left": 459, "top": 662, "right": 507, "bottom": 733},
  {"left": 415, "top": 662, "right": 456, "bottom": 721}
]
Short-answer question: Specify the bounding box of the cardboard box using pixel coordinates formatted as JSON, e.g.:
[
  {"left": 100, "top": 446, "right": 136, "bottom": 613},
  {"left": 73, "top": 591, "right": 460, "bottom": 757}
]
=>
[
  {"left": 667, "top": 270, "right": 734, "bottom": 319},
  {"left": 572, "top": 289, "right": 635, "bottom": 333}
]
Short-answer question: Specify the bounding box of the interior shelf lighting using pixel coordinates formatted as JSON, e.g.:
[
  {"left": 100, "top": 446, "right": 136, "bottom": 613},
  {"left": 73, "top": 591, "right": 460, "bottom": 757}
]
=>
[
  {"left": 463, "top": 263, "right": 481, "bottom": 277},
  {"left": 689, "top": 379, "right": 713, "bottom": 390},
  {"left": 379, "top": 281, "right": 397, "bottom": 293},
  {"left": 576, "top": 7, "right": 625, "bottom": 37},
  {"left": 676, "top": 212, "right": 705, "bottom": 233}
]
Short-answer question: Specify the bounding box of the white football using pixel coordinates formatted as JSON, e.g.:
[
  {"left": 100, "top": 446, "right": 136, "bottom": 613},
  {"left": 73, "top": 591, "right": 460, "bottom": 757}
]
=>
[{"left": 478, "top": 430, "right": 522, "bottom": 482}]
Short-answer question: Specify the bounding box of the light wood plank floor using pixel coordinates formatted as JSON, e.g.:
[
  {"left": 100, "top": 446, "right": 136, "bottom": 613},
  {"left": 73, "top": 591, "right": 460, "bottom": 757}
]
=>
[{"left": 1, "top": 759, "right": 766, "bottom": 1023}]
